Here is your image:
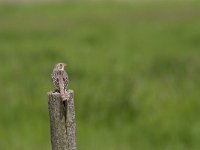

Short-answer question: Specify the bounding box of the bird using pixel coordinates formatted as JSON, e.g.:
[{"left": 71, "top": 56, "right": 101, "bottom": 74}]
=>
[{"left": 51, "top": 63, "right": 69, "bottom": 101}]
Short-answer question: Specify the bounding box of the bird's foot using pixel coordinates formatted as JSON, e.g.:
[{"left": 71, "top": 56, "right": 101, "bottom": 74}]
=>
[{"left": 54, "top": 89, "right": 60, "bottom": 93}]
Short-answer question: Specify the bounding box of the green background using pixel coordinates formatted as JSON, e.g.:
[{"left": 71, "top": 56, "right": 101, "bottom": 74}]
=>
[{"left": 0, "top": 1, "right": 200, "bottom": 149}]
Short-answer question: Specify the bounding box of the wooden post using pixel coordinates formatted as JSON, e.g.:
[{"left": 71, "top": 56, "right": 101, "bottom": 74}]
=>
[{"left": 48, "top": 90, "right": 76, "bottom": 150}]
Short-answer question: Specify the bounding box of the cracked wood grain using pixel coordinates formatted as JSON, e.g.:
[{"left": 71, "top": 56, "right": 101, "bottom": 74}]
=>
[{"left": 48, "top": 90, "right": 76, "bottom": 150}]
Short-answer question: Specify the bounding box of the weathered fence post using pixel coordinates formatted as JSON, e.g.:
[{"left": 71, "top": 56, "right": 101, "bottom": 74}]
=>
[
  {"left": 48, "top": 92, "right": 68, "bottom": 150},
  {"left": 48, "top": 90, "right": 76, "bottom": 150}
]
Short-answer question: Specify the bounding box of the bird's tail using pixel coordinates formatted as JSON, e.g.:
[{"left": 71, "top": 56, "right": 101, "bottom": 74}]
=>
[{"left": 60, "top": 88, "right": 68, "bottom": 101}]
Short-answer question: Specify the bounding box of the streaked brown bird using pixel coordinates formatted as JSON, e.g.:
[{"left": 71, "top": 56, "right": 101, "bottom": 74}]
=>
[{"left": 51, "top": 63, "right": 69, "bottom": 101}]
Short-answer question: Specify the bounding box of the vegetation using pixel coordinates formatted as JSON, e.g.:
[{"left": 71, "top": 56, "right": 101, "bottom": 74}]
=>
[{"left": 0, "top": 1, "right": 200, "bottom": 150}]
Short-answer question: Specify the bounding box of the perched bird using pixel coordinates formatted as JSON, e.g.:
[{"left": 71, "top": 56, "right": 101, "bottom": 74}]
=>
[{"left": 51, "top": 63, "right": 69, "bottom": 101}]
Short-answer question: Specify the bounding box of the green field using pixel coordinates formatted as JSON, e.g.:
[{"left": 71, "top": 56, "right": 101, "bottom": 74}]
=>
[{"left": 0, "top": 1, "right": 200, "bottom": 150}]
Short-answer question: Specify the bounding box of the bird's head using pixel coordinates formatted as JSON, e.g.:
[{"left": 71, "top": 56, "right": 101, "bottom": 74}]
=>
[{"left": 55, "top": 63, "right": 66, "bottom": 71}]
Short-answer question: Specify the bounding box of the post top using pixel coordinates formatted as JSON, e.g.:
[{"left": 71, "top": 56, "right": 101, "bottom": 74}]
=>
[{"left": 47, "top": 90, "right": 74, "bottom": 96}]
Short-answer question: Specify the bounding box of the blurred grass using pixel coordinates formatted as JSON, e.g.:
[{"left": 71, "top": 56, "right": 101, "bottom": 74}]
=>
[{"left": 0, "top": 1, "right": 200, "bottom": 150}]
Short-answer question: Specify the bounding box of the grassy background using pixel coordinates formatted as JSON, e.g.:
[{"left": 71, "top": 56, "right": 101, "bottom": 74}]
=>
[{"left": 0, "top": 1, "right": 200, "bottom": 150}]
